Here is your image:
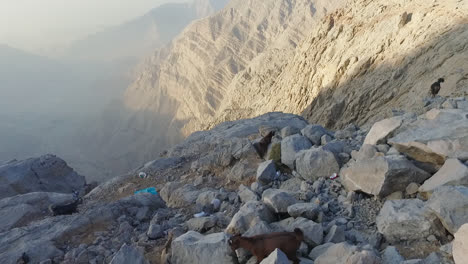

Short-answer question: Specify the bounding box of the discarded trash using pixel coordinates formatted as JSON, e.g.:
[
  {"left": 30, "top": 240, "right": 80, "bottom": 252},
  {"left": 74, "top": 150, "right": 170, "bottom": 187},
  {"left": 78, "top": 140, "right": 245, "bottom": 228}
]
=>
[
  {"left": 138, "top": 172, "right": 147, "bottom": 179},
  {"left": 134, "top": 187, "right": 158, "bottom": 195},
  {"left": 330, "top": 173, "right": 339, "bottom": 180},
  {"left": 275, "top": 171, "right": 281, "bottom": 179},
  {"left": 194, "top": 211, "right": 208, "bottom": 218}
]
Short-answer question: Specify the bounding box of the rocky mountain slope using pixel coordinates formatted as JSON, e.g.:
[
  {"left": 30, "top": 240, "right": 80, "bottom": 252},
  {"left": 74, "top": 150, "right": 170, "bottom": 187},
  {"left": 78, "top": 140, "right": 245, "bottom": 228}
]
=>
[
  {"left": 211, "top": 0, "right": 468, "bottom": 129},
  {"left": 1, "top": 96, "right": 468, "bottom": 263}
]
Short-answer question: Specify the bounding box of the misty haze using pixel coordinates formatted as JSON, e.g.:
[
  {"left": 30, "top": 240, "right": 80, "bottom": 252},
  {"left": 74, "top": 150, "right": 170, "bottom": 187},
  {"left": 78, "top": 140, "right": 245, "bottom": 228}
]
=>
[{"left": 0, "top": 0, "right": 229, "bottom": 182}]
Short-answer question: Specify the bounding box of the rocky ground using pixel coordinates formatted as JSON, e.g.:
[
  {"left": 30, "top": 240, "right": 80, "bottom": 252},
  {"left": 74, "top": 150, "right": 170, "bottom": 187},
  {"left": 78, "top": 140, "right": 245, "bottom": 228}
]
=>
[{"left": 1, "top": 96, "right": 468, "bottom": 264}]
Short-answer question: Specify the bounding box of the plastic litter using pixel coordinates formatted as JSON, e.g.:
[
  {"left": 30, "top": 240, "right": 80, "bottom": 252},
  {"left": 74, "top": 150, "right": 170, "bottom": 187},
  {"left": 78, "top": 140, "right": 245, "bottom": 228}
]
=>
[
  {"left": 194, "top": 211, "right": 208, "bottom": 218},
  {"left": 138, "top": 172, "right": 147, "bottom": 179},
  {"left": 330, "top": 173, "right": 339, "bottom": 180},
  {"left": 134, "top": 187, "right": 158, "bottom": 195}
]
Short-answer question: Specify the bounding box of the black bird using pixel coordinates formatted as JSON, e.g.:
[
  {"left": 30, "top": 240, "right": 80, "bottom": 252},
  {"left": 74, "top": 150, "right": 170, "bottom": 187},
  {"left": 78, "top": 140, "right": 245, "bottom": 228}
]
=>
[
  {"left": 430, "top": 78, "right": 445, "bottom": 97},
  {"left": 253, "top": 131, "right": 275, "bottom": 159}
]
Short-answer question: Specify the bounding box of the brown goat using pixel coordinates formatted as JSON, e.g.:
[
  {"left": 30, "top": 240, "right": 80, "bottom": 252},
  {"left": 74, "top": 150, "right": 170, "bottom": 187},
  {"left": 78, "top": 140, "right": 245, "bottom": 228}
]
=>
[{"left": 228, "top": 228, "right": 304, "bottom": 264}]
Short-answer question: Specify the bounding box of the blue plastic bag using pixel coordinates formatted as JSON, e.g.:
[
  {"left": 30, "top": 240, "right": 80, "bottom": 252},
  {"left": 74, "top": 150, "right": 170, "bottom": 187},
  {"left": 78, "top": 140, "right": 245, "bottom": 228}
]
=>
[{"left": 134, "top": 187, "right": 158, "bottom": 195}]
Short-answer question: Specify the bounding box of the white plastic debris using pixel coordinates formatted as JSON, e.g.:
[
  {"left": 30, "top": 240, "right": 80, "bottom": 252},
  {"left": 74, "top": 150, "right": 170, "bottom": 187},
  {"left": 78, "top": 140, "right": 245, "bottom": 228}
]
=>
[
  {"left": 330, "top": 173, "right": 339, "bottom": 180},
  {"left": 138, "top": 172, "right": 147, "bottom": 179},
  {"left": 194, "top": 212, "right": 208, "bottom": 218}
]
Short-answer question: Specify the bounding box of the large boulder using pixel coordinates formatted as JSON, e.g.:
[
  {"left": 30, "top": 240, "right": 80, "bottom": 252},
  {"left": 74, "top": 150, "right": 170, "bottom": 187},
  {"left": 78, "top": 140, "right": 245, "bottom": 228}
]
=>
[
  {"left": 287, "top": 203, "right": 320, "bottom": 220},
  {"left": 376, "top": 199, "right": 445, "bottom": 242},
  {"left": 110, "top": 244, "right": 149, "bottom": 264},
  {"left": 260, "top": 249, "right": 290, "bottom": 264},
  {"left": 0, "top": 192, "right": 75, "bottom": 233},
  {"left": 364, "top": 116, "right": 404, "bottom": 145},
  {"left": 341, "top": 155, "right": 431, "bottom": 197},
  {"left": 453, "top": 223, "right": 468, "bottom": 264},
  {"left": 419, "top": 159, "right": 468, "bottom": 194},
  {"left": 388, "top": 109, "right": 468, "bottom": 165},
  {"left": 226, "top": 201, "right": 275, "bottom": 235},
  {"left": 257, "top": 161, "right": 277, "bottom": 184},
  {"left": 0, "top": 154, "right": 86, "bottom": 199},
  {"left": 426, "top": 186, "right": 468, "bottom": 235},
  {"left": 229, "top": 159, "right": 258, "bottom": 184},
  {"left": 314, "top": 242, "right": 381, "bottom": 264},
  {"left": 238, "top": 185, "right": 259, "bottom": 203},
  {"left": 262, "top": 189, "right": 298, "bottom": 214},
  {"left": 301, "top": 125, "right": 330, "bottom": 145},
  {"left": 281, "top": 135, "right": 312, "bottom": 169},
  {"left": 171, "top": 231, "right": 237, "bottom": 264},
  {"left": 296, "top": 148, "right": 339, "bottom": 181},
  {"left": 160, "top": 184, "right": 200, "bottom": 208},
  {"left": 271, "top": 217, "right": 323, "bottom": 247}
]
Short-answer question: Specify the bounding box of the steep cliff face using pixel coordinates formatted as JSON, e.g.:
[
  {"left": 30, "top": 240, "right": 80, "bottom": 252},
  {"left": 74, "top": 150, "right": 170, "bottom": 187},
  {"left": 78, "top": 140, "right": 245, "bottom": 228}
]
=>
[
  {"left": 124, "top": 0, "right": 346, "bottom": 136},
  {"left": 211, "top": 0, "right": 468, "bottom": 129}
]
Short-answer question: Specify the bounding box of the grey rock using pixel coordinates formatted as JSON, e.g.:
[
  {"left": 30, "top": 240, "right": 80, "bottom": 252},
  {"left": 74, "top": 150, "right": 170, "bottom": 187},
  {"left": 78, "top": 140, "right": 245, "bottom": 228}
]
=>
[
  {"left": 388, "top": 109, "right": 468, "bottom": 165},
  {"left": 196, "top": 191, "right": 221, "bottom": 208},
  {"left": 382, "top": 246, "right": 404, "bottom": 264},
  {"left": 419, "top": 159, "right": 468, "bottom": 194},
  {"left": 260, "top": 249, "right": 290, "bottom": 264},
  {"left": 376, "top": 199, "right": 445, "bottom": 242},
  {"left": 171, "top": 232, "right": 237, "bottom": 264},
  {"left": 309, "top": 243, "right": 334, "bottom": 260},
  {"left": 0, "top": 192, "right": 75, "bottom": 232},
  {"left": 262, "top": 189, "right": 298, "bottom": 214},
  {"left": 271, "top": 217, "right": 323, "bottom": 247},
  {"left": 147, "top": 223, "right": 164, "bottom": 240},
  {"left": 281, "top": 135, "right": 313, "bottom": 169},
  {"left": 321, "top": 134, "right": 333, "bottom": 145},
  {"left": 405, "top": 183, "right": 420, "bottom": 195},
  {"left": 257, "top": 161, "right": 277, "bottom": 184},
  {"left": 229, "top": 159, "right": 258, "bottom": 183},
  {"left": 110, "top": 244, "right": 149, "bottom": 264},
  {"left": 0, "top": 154, "right": 86, "bottom": 199},
  {"left": 244, "top": 220, "right": 273, "bottom": 237},
  {"left": 186, "top": 216, "right": 217, "bottom": 232},
  {"left": 226, "top": 201, "right": 275, "bottom": 235},
  {"left": 426, "top": 186, "right": 468, "bottom": 234},
  {"left": 160, "top": 184, "right": 200, "bottom": 208},
  {"left": 280, "top": 178, "right": 303, "bottom": 193},
  {"left": 324, "top": 225, "right": 345, "bottom": 243},
  {"left": 135, "top": 206, "right": 151, "bottom": 221},
  {"left": 314, "top": 242, "right": 380, "bottom": 264},
  {"left": 287, "top": 203, "right": 320, "bottom": 220},
  {"left": 351, "top": 144, "right": 378, "bottom": 161},
  {"left": 334, "top": 130, "right": 353, "bottom": 140},
  {"left": 364, "top": 116, "right": 404, "bottom": 145},
  {"left": 301, "top": 125, "right": 330, "bottom": 145},
  {"left": 281, "top": 126, "right": 301, "bottom": 138},
  {"left": 296, "top": 148, "right": 339, "bottom": 182},
  {"left": 238, "top": 185, "right": 260, "bottom": 203},
  {"left": 341, "top": 155, "right": 431, "bottom": 197},
  {"left": 454, "top": 223, "right": 468, "bottom": 264}
]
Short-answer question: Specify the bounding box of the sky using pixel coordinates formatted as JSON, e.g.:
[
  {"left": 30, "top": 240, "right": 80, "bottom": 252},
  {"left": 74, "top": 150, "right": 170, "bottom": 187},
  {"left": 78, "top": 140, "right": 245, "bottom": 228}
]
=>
[{"left": 0, "top": 0, "right": 186, "bottom": 53}]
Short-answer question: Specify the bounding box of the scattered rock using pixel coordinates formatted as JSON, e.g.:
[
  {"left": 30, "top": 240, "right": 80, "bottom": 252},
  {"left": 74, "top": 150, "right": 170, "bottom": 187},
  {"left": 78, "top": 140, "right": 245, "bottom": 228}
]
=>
[
  {"left": 364, "top": 116, "right": 404, "bottom": 145},
  {"left": 238, "top": 185, "right": 260, "bottom": 203},
  {"left": 257, "top": 161, "right": 277, "bottom": 184},
  {"left": 314, "top": 242, "right": 380, "bottom": 264},
  {"left": 419, "top": 159, "right": 468, "bottom": 194},
  {"left": 281, "top": 135, "right": 312, "bottom": 169},
  {"left": 229, "top": 159, "right": 258, "bottom": 183},
  {"left": 308, "top": 243, "right": 334, "bottom": 260},
  {"left": 453, "top": 223, "right": 468, "bottom": 264},
  {"left": 296, "top": 148, "right": 339, "bottom": 182},
  {"left": 405, "top": 183, "right": 420, "bottom": 195},
  {"left": 287, "top": 203, "right": 320, "bottom": 220},
  {"left": 341, "top": 155, "right": 431, "bottom": 197},
  {"left": 262, "top": 189, "right": 298, "bottom": 214},
  {"left": 426, "top": 186, "right": 468, "bottom": 234},
  {"left": 226, "top": 201, "right": 275, "bottom": 235},
  {"left": 109, "top": 244, "right": 149, "bottom": 264},
  {"left": 324, "top": 225, "right": 345, "bottom": 243},
  {"left": 281, "top": 126, "right": 301, "bottom": 138},
  {"left": 259, "top": 249, "right": 290, "bottom": 264},
  {"left": 321, "top": 135, "right": 333, "bottom": 145},
  {"left": 272, "top": 217, "right": 323, "bottom": 247},
  {"left": 376, "top": 199, "right": 445, "bottom": 242},
  {"left": 301, "top": 125, "right": 330, "bottom": 145},
  {"left": 171, "top": 232, "right": 237, "bottom": 264},
  {"left": 186, "top": 216, "right": 217, "bottom": 232},
  {"left": 382, "top": 246, "right": 404, "bottom": 264}
]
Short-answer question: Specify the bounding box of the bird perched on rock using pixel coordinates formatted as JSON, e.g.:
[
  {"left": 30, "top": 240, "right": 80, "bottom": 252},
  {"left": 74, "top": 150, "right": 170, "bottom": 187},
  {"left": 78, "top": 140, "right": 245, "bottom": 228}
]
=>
[
  {"left": 253, "top": 131, "right": 275, "bottom": 159},
  {"left": 430, "top": 78, "right": 445, "bottom": 97},
  {"left": 16, "top": 252, "right": 29, "bottom": 264}
]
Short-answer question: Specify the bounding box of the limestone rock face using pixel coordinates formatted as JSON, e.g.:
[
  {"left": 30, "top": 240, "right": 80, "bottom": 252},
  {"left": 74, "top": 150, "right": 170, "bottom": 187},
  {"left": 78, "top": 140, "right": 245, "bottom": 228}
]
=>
[
  {"left": 376, "top": 199, "right": 445, "bottom": 242},
  {"left": 426, "top": 186, "right": 468, "bottom": 235},
  {"left": 389, "top": 109, "right": 468, "bottom": 165},
  {"left": 419, "top": 159, "right": 468, "bottom": 193},
  {"left": 171, "top": 232, "right": 237, "bottom": 264},
  {"left": 296, "top": 148, "right": 339, "bottom": 181},
  {"left": 453, "top": 223, "right": 468, "bottom": 264},
  {"left": 281, "top": 135, "right": 312, "bottom": 169},
  {"left": 0, "top": 154, "right": 86, "bottom": 199},
  {"left": 341, "top": 155, "right": 431, "bottom": 197}
]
